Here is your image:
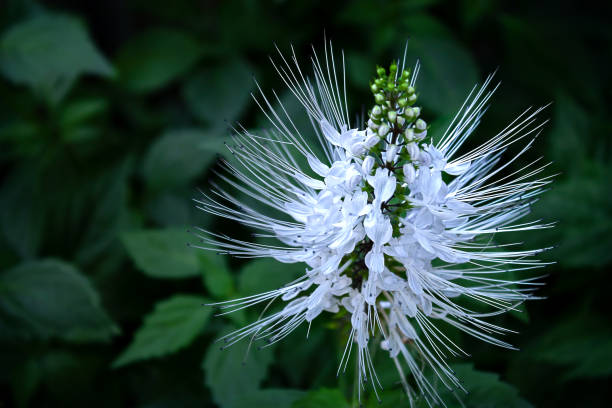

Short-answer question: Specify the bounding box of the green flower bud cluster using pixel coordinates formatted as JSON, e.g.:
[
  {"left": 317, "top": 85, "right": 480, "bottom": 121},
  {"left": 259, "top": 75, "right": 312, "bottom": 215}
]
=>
[{"left": 366, "top": 63, "right": 428, "bottom": 149}]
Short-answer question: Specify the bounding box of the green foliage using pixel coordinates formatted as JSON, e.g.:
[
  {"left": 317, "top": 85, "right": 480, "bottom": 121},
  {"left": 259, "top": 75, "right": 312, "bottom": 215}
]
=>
[
  {"left": 142, "top": 128, "right": 221, "bottom": 191},
  {"left": 0, "top": 13, "right": 114, "bottom": 104},
  {"left": 442, "top": 364, "right": 533, "bottom": 408},
  {"left": 292, "top": 388, "right": 349, "bottom": 408},
  {"left": 113, "top": 294, "right": 212, "bottom": 367},
  {"left": 121, "top": 229, "right": 203, "bottom": 279},
  {"left": 114, "top": 28, "right": 203, "bottom": 93},
  {"left": 182, "top": 58, "right": 254, "bottom": 125},
  {"left": 0, "top": 260, "right": 118, "bottom": 342},
  {"left": 202, "top": 326, "right": 275, "bottom": 408}
]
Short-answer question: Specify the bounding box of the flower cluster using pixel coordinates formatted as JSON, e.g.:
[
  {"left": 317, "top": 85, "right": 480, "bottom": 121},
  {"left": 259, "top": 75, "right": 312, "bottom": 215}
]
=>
[{"left": 195, "top": 44, "right": 551, "bottom": 405}]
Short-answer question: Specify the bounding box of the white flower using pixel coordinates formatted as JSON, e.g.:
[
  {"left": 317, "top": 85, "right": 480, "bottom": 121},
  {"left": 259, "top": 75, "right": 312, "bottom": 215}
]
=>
[{"left": 194, "top": 44, "right": 552, "bottom": 406}]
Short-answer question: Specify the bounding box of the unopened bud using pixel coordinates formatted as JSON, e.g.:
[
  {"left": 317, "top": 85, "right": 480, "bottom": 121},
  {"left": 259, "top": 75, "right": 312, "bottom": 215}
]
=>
[
  {"left": 407, "top": 142, "right": 419, "bottom": 159},
  {"left": 403, "top": 163, "right": 416, "bottom": 184},
  {"left": 387, "top": 111, "right": 397, "bottom": 123},
  {"left": 408, "top": 94, "right": 417, "bottom": 104},
  {"left": 397, "top": 116, "right": 406, "bottom": 127},
  {"left": 374, "top": 93, "right": 385, "bottom": 104},
  {"left": 372, "top": 105, "right": 382, "bottom": 117},
  {"left": 367, "top": 118, "right": 379, "bottom": 130},
  {"left": 404, "top": 128, "right": 414, "bottom": 141},
  {"left": 405, "top": 108, "right": 415, "bottom": 120},
  {"left": 385, "top": 144, "right": 398, "bottom": 163},
  {"left": 415, "top": 119, "right": 427, "bottom": 130},
  {"left": 364, "top": 132, "right": 379, "bottom": 148},
  {"left": 362, "top": 156, "right": 375, "bottom": 175},
  {"left": 378, "top": 124, "right": 390, "bottom": 137}
]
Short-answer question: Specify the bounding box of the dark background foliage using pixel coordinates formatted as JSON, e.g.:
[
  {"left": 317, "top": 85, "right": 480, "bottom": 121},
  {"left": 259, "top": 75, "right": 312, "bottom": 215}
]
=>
[{"left": 0, "top": 0, "right": 611, "bottom": 407}]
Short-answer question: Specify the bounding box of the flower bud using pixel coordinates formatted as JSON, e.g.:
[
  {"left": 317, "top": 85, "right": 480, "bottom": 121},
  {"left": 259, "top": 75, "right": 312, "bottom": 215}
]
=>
[
  {"left": 362, "top": 155, "right": 375, "bottom": 175},
  {"left": 370, "top": 83, "right": 378, "bottom": 93},
  {"left": 403, "top": 163, "right": 416, "bottom": 184},
  {"left": 378, "top": 123, "right": 390, "bottom": 137},
  {"left": 407, "top": 86, "right": 415, "bottom": 94},
  {"left": 397, "top": 116, "right": 405, "bottom": 127},
  {"left": 364, "top": 132, "right": 379, "bottom": 148},
  {"left": 416, "top": 129, "right": 427, "bottom": 140},
  {"left": 387, "top": 111, "right": 397, "bottom": 123},
  {"left": 385, "top": 144, "right": 398, "bottom": 163},
  {"left": 398, "top": 97, "right": 408, "bottom": 108},
  {"left": 404, "top": 108, "right": 415, "bottom": 120},
  {"left": 419, "top": 150, "right": 432, "bottom": 167},
  {"left": 412, "top": 107, "right": 421, "bottom": 117},
  {"left": 372, "top": 105, "right": 382, "bottom": 117},
  {"left": 374, "top": 93, "right": 385, "bottom": 104},
  {"left": 404, "top": 128, "right": 414, "bottom": 141},
  {"left": 376, "top": 67, "right": 386, "bottom": 76},
  {"left": 350, "top": 142, "right": 367, "bottom": 156},
  {"left": 367, "top": 118, "right": 379, "bottom": 130},
  {"left": 415, "top": 119, "right": 427, "bottom": 130},
  {"left": 408, "top": 94, "right": 417, "bottom": 104},
  {"left": 407, "top": 142, "right": 419, "bottom": 159}
]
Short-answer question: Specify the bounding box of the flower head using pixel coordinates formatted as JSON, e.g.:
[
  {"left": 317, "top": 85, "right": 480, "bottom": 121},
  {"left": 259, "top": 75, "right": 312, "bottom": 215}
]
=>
[{"left": 194, "top": 42, "right": 551, "bottom": 405}]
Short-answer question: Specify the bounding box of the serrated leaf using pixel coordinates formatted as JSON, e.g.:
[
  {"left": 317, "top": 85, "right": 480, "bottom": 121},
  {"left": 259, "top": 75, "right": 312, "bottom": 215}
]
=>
[
  {"left": 203, "top": 326, "right": 274, "bottom": 408},
  {"left": 182, "top": 59, "right": 253, "bottom": 125},
  {"left": 0, "top": 13, "right": 114, "bottom": 104},
  {"left": 436, "top": 364, "right": 533, "bottom": 408},
  {"left": 142, "top": 128, "right": 221, "bottom": 191},
  {"left": 114, "top": 28, "right": 203, "bottom": 93},
  {"left": 0, "top": 259, "right": 118, "bottom": 342},
  {"left": 405, "top": 36, "right": 479, "bottom": 116},
  {"left": 121, "top": 229, "right": 202, "bottom": 279},
  {"left": 113, "top": 294, "right": 211, "bottom": 367},
  {"left": 292, "top": 388, "right": 349, "bottom": 408}
]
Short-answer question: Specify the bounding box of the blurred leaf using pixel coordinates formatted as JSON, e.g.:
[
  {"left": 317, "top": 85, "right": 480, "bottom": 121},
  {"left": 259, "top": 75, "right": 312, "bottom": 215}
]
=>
[
  {"left": 200, "top": 251, "right": 234, "bottom": 299},
  {"left": 182, "top": 59, "right": 253, "bottom": 125},
  {"left": 113, "top": 294, "right": 211, "bottom": 367},
  {"left": 59, "top": 97, "right": 108, "bottom": 144},
  {"left": 0, "top": 13, "right": 114, "bottom": 104},
  {"left": 531, "top": 317, "right": 612, "bottom": 380},
  {"left": 203, "top": 325, "right": 274, "bottom": 408},
  {"left": 531, "top": 161, "right": 612, "bottom": 268},
  {"left": 234, "top": 389, "right": 305, "bottom": 408},
  {"left": 121, "top": 229, "right": 202, "bottom": 279},
  {"left": 75, "top": 158, "right": 131, "bottom": 265},
  {"left": 11, "top": 357, "right": 40, "bottom": 408},
  {"left": 406, "top": 36, "right": 479, "bottom": 116},
  {"left": 115, "top": 28, "right": 202, "bottom": 93},
  {"left": 0, "top": 259, "right": 118, "bottom": 342},
  {"left": 292, "top": 388, "right": 349, "bottom": 408},
  {"left": 238, "top": 258, "right": 304, "bottom": 297},
  {"left": 433, "top": 363, "right": 532, "bottom": 408},
  {"left": 142, "top": 128, "right": 221, "bottom": 191},
  {"left": 547, "top": 94, "right": 588, "bottom": 172},
  {"left": 0, "top": 167, "right": 44, "bottom": 259}
]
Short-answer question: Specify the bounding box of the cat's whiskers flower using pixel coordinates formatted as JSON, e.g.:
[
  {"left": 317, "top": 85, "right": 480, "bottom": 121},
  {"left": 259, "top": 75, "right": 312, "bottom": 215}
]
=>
[{"left": 194, "top": 41, "right": 551, "bottom": 406}]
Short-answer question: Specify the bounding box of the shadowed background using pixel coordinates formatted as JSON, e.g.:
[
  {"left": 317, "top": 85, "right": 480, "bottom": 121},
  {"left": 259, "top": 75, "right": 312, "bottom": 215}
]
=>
[{"left": 0, "top": 0, "right": 611, "bottom": 407}]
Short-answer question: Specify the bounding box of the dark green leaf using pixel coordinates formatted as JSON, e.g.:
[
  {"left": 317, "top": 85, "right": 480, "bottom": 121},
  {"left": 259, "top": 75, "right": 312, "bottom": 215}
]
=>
[
  {"left": 405, "top": 36, "right": 479, "bottom": 115},
  {"left": 142, "top": 128, "right": 221, "bottom": 191},
  {"left": 113, "top": 294, "right": 212, "bottom": 367},
  {"left": 234, "top": 389, "right": 305, "bottom": 408},
  {"left": 114, "top": 28, "right": 203, "bottom": 93},
  {"left": 0, "top": 13, "right": 114, "bottom": 103},
  {"left": 183, "top": 59, "right": 253, "bottom": 125},
  {"left": 238, "top": 258, "right": 304, "bottom": 297},
  {"left": 203, "top": 326, "right": 274, "bottom": 408},
  {"left": 200, "top": 251, "right": 234, "bottom": 299},
  {"left": 0, "top": 259, "right": 118, "bottom": 342},
  {"left": 121, "top": 229, "right": 202, "bottom": 279},
  {"left": 292, "top": 388, "right": 349, "bottom": 408}
]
